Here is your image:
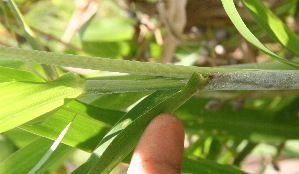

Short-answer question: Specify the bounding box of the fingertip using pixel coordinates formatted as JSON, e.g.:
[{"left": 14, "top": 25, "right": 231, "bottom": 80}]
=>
[{"left": 128, "top": 113, "right": 184, "bottom": 174}]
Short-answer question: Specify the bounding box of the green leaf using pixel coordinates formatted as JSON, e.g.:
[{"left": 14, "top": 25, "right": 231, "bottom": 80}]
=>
[
  {"left": 233, "top": 142, "right": 257, "bottom": 166},
  {"left": 275, "top": 0, "right": 298, "bottom": 16},
  {"left": 80, "top": 18, "right": 134, "bottom": 57},
  {"left": 241, "top": 0, "right": 299, "bottom": 57},
  {"left": 7, "top": 0, "right": 42, "bottom": 50},
  {"left": 28, "top": 121, "right": 73, "bottom": 174},
  {"left": 73, "top": 73, "right": 208, "bottom": 173},
  {"left": 0, "top": 66, "right": 44, "bottom": 82},
  {"left": 175, "top": 97, "right": 299, "bottom": 142},
  {"left": 0, "top": 73, "right": 84, "bottom": 133},
  {"left": 7, "top": 0, "right": 58, "bottom": 80},
  {"left": 0, "top": 137, "right": 72, "bottom": 174},
  {"left": 88, "top": 92, "right": 149, "bottom": 112},
  {"left": 0, "top": 135, "right": 17, "bottom": 162},
  {"left": 80, "top": 18, "right": 134, "bottom": 42},
  {"left": 21, "top": 100, "right": 124, "bottom": 152},
  {"left": 82, "top": 41, "right": 128, "bottom": 58},
  {"left": 182, "top": 156, "right": 246, "bottom": 174},
  {"left": 221, "top": 0, "right": 299, "bottom": 68},
  {"left": 2, "top": 129, "right": 40, "bottom": 148},
  {"left": 222, "top": 61, "right": 299, "bottom": 70}
]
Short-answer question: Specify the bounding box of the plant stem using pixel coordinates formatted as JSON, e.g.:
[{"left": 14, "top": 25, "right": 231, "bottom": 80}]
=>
[
  {"left": 0, "top": 46, "right": 240, "bottom": 78},
  {"left": 85, "top": 78, "right": 186, "bottom": 94},
  {"left": 1, "top": 46, "right": 299, "bottom": 90}
]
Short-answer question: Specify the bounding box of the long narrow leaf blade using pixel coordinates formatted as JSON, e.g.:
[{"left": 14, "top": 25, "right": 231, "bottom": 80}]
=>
[
  {"left": 0, "top": 137, "right": 72, "bottom": 174},
  {"left": 182, "top": 156, "right": 246, "bottom": 174},
  {"left": 7, "top": 0, "right": 58, "bottom": 80},
  {"left": 0, "top": 66, "right": 44, "bottom": 82},
  {"left": 73, "top": 73, "right": 208, "bottom": 173},
  {"left": 0, "top": 73, "right": 84, "bottom": 133},
  {"left": 21, "top": 100, "right": 124, "bottom": 152},
  {"left": 7, "top": 0, "right": 42, "bottom": 50},
  {"left": 221, "top": 0, "right": 299, "bottom": 68},
  {"left": 28, "top": 121, "right": 73, "bottom": 174},
  {"left": 241, "top": 0, "right": 299, "bottom": 57},
  {"left": 176, "top": 97, "right": 299, "bottom": 142}
]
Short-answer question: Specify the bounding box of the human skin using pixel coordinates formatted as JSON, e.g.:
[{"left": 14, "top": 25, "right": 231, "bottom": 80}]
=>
[{"left": 127, "top": 113, "right": 185, "bottom": 174}]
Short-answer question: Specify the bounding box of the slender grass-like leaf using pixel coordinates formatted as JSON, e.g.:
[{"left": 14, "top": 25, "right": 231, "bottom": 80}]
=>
[
  {"left": 73, "top": 73, "right": 208, "bottom": 173},
  {"left": 275, "top": 0, "right": 298, "bottom": 16},
  {"left": 21, "top": 100, "right": 124, "bottom": 152},
  {"left": 222, "top": 61, "right": 299, "bottom": 70},
  {"left": 233, "top": 142, "right": 257, "bottom": 166},
  {"left": 7, "top": 0, "right": 42, "bottom": 50},
  {"left": 2, "top": 129, "right": 40, "bottom": 148},
  {"left": 0, "top": 135, "right": 16, "bottom": 162},
  {"left": 176, "top": 97, "right": 299, "bottom": 142},
  {"left": 0, "top": 73, "right": 84, "bottom": 133},
  {"left": 241, "top": 0, "right": 299, "bottom": 57},
  {"left": 28, "top": 121, "right": 73, "bottom": 174},
  {"left": 20, "top": 97, "right": 299, "bottom": 155},
  {"left": 0, "top": 137, "right": 72, "bottom": 174},
  {"left": 86, "top": 92, "right": 148, "bottom": 112},
  {"left": 7, "top": 0, "right": 58, "bottom": 80},
  {"left": 221, "top": 0, "right": 299, "bottom": 68},
  {"left": 0, "top": 66, "right": 44, "bottom": 82},
  {"left": 182, "top": 156, "right": 246, "bottom": 174},
  {"left": 80, "top": 18, "right": 134, "bottom": 58}
]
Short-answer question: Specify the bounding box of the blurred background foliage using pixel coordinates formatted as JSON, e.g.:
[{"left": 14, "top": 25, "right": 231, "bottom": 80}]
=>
[{"left": 0, "top": 0, "right": 299, "bottom": 173}]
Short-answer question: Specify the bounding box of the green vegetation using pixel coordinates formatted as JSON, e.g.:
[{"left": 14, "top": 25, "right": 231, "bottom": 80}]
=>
[{"left": 0, "top": 0, "right": 298, "bottom": 173}]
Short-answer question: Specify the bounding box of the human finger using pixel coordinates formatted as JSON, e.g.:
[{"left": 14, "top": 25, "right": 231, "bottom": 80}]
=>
[{"left": 127, "top": 113, "right": 184, "bottom": 174}]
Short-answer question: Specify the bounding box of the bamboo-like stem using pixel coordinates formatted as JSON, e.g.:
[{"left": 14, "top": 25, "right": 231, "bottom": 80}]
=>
[
  {"left": 1, "top": 46, "right": 299, "bottom": 90},
  {"left": 0, "top": 46, "right": 246, "bottom": 78}
]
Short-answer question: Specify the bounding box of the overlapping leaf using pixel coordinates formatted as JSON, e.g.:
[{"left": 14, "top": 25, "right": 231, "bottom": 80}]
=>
[
  {"left": 0, "top": 137, "right": 72, "bottom": 174},
  {"left": 73, "top": 73, "right": 208, "bottom": 173},
  {"left": 0, "top": 66, "right": 44, "bottom": 82},
  {"left": 182, "top": 156, "right": 246, "bottom": 174},
  {"left": 7, "top": 0, "right": 57, "bottom": 80},
  {"left": 241, "top": 0, "right": 299, "bottom": 57},
  {"left": 221, "top": 0, "right": 299, "bottom": 68},
  {"left": 21, "top": 100, "right": 124, "bottom": 152},
  {"left": 175, "top": 97, "right": 299, "bottom": 142},
  {"left": 0, "top": 73, "right": 84, "bottom": 133}
]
